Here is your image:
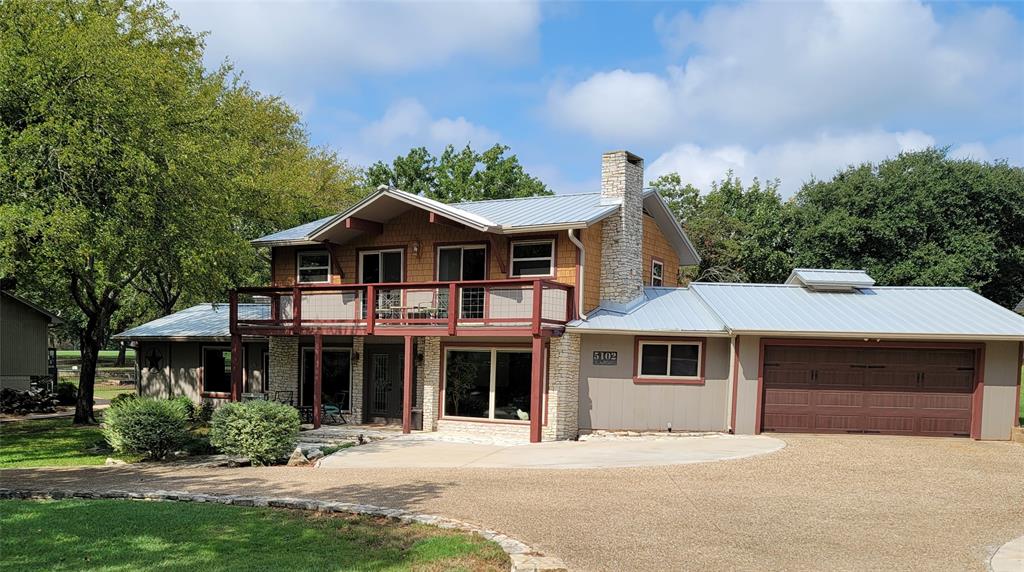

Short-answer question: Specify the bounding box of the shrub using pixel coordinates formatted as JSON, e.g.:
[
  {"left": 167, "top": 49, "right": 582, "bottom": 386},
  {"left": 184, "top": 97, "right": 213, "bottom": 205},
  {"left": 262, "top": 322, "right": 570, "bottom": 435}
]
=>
[
  {"left": 209, "top": 401, "right": 300, "bottom": 465},
  {"left": 55, "top": 382, "right": 78, "bottom": 405},
  {"left": 103, "top": 397, "right": 190, "bottom": 460},
  {"left": 109, "top": 392, "right": 137, "bottom": 408}
]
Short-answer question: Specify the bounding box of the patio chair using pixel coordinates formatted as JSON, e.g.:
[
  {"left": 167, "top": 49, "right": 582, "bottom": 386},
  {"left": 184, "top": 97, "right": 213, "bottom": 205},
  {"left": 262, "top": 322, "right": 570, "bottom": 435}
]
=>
[{"left": 272, "top": 390, "right": 295, "bottom": 406}]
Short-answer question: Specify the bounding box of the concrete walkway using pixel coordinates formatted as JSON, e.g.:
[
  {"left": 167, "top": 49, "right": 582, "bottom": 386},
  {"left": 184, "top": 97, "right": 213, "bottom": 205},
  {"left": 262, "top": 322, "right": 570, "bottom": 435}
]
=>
[
  {"left": 990, "top": 535, "right": 1024, "bottom": 572},
  {"left": 317, "top": 434, "right": 785, "bottom": 469}
]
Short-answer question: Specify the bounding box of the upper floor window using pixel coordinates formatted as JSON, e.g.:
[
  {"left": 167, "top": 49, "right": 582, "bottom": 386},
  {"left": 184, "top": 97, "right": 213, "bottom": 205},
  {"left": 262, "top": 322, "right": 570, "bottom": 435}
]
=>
[
  {"left": 360, "top": 249, "right": 403, "bottom": 283},
  {"left": 651, "top": 259, "right": 664, "bottom": 287},
  {"left": 509, "top": 239, "right": 554, "bottom": 277},
  {"left": 297, "top": 250, "right": 330, "bottom": 283}
]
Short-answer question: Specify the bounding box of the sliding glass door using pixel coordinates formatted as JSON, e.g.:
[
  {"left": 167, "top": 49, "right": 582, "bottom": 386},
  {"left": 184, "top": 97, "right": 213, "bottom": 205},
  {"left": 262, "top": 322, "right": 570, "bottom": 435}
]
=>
[
  {"left": 443, "top": 348, "right": 535, "bottom": 421},
  {"left": 437, "top": 245, "right": 486, "bottom": 318}
]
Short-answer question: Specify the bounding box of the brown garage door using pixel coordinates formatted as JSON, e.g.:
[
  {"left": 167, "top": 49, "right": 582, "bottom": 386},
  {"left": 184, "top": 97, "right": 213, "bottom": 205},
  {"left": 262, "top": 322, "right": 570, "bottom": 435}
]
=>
[{"left": 762, "top": 345, "right": 976, "bottom": 437}]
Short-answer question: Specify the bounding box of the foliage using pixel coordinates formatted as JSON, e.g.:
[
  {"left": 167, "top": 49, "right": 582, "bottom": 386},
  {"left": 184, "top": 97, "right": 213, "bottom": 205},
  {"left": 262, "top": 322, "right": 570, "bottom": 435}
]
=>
[
  {"left": 0, "top": 418, "right": 132, "bottom": 468},
  {"left": 55, "top": 382, "right": 79, "bottom": 406},
  {"left": 0, "top": 388, "right": 59, "bottom": 415},
  {"left": 792, "top": 149, "right": 1024, "bottom": 308},
  {"left": 209, "top": 400, "right": 300, "bottom": 465},
  {"left": 108, "top": 392, "right": 137, "bottom": 408},
  {"left": 367, "top": 143, "right": 551, "bottom": 203},
  {"left": 2, "top": 500, "right": 510, "bottom": 572},
  {"left": 651, "top": 171, "right": 797, "bottom": 284},
  {"left": 102, "top": 397, "right": 190, "bottom": 460},
  {"left": 0, "top": 0, "right": 363, "bottom": 423}
]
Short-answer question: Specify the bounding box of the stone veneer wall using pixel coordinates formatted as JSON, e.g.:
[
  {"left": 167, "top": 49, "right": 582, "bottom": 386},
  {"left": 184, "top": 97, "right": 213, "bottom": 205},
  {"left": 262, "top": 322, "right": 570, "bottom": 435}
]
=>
[
  {"left": 420, "top": 337, "right": 441, "bottom": 431},
  {"left": 350, "top": 336, "right": 364, "bottom": 422},
  {"left": 598, "top": 151, "right": 644, "bottom": 305},
  {"left": 543, "top": 332, "right": 581, "bottom": 441},
  {"left": 268, "top": 336, "right": 298, "bottom": 401},
  {"left": 437, "top": 419, "right": 531, "bottom": 441}
]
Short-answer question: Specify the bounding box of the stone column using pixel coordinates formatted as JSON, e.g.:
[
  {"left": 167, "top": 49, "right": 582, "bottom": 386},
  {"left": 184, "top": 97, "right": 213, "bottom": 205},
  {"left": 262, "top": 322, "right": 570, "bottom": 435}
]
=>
[
  {"left": 543, "top": 332, "right": 581, "bottom": 441},
  {"left": 420, "top": 337, "right": 441, "bottom": 432},
  {"left": 268, "top": 336, "right": 298, "bottom": 403},
  {"left": 350, "top": 336, "right": 364, "bottom": 423}
]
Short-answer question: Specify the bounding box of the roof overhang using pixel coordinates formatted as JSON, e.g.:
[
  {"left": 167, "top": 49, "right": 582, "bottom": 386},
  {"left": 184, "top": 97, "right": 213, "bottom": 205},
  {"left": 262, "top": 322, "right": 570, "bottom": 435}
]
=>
[
  {"left": 114, "top": 335, "right": 269, "bottom": 343},
  {"left": 565, "top": 326, "right": 731, "bottom": 337},
  {"left": 729, "top": 330, "right": 1024, "bottom": 342},
  {"left": 309, "top": 187, "right": 496, "bottom": 244},
  {"left": 641, "top": 190, "right": 701, "bottom": 266}
]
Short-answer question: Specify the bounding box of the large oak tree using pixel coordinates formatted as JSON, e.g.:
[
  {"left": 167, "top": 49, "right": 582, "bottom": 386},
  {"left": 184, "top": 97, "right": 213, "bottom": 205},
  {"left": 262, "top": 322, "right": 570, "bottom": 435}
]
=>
[{"left": 0, "top": 0, "right": 360, "bottom": 422}]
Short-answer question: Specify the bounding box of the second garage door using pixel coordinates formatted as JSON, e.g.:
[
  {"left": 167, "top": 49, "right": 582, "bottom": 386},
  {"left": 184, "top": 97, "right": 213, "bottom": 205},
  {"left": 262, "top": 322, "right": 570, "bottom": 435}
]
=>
[{"left": 762, "top": 345, "right": 976, "bottom": 437}]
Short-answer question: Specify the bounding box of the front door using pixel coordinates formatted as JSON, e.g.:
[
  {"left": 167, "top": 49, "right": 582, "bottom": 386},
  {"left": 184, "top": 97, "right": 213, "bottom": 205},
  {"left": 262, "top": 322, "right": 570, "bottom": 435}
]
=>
[{"left": 364, "top": 345, "right": 409, "bottom": 421}]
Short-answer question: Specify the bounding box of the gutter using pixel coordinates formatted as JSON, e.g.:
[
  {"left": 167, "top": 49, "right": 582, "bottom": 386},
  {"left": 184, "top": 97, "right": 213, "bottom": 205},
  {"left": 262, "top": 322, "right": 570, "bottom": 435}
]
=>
[{"left": 567, "top": 229, "right": 587, "bottom": 319}]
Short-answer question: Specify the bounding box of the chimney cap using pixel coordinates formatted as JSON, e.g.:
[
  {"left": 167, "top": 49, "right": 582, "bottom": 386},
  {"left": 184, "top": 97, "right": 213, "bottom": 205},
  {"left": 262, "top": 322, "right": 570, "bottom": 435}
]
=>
[{"left": 602, "top": 150, "right": 643, "bottom": 165}]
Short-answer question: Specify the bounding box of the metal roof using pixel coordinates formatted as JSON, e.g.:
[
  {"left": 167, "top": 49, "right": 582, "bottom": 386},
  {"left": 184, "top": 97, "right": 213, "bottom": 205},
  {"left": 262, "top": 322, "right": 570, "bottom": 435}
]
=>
[
  {"left": 785, "top": 268, "right": 875, "bottom": 289},
  {"left": 251, "top": 215, "right": 335, "bottom": 246},
  {"left": 567, "top": 288, "right": 728, "bottom": 335},
  {"left": 113, "top": 304, "right": 269, "bottom": 341},
  {"left": 454, "top": 192, "right": 618, "bottom": 230},
  {"left": 690, "top": 283, "right": 1024, "bottom": 340}
]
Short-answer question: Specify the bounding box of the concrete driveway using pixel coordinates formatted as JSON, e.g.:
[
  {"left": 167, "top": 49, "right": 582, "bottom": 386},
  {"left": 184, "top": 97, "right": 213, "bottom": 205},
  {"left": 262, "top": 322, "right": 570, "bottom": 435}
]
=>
[
  {"left": 317, "top": 434, "right": 785, "bottom": 469},
  {"left": 2, "top": 435, "right": 1022, "bottom": 571}
]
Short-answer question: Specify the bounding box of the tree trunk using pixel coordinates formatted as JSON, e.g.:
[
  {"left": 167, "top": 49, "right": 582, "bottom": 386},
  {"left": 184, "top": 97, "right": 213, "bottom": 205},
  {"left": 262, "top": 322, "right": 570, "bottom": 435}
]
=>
[
  {"left": 115, "top": 342, "right": 127, "bottom": 366},
  {"left": 74, "top": 331, "right": 101, "bottom": 424}
]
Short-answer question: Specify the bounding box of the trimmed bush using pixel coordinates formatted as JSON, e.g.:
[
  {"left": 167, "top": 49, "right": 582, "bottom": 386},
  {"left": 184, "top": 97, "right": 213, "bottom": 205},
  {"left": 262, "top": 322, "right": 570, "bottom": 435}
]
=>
[
  {"left": 108, "top": 393, "right": 137, "bottom": 408},
  {"left": 103, "top": 397, "right": 190, "bottom": 460},
  {"left": 209, "top": 401, "right": 300, "bottom": 465},
  {"left": 55, "top": 382, "right": 78, "bottom": 405}
]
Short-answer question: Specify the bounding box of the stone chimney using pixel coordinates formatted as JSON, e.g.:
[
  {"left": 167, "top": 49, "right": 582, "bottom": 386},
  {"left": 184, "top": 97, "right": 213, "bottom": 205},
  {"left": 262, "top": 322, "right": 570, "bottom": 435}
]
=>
[{"left": 599, "top": 150, "right": 644, "bottom": 305}]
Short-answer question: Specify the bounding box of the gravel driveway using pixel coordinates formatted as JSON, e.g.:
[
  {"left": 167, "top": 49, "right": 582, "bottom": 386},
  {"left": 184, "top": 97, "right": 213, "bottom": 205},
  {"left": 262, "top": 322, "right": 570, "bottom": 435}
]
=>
[{"left": 2, "top": 434, "right": 1022, "bottom": 571}]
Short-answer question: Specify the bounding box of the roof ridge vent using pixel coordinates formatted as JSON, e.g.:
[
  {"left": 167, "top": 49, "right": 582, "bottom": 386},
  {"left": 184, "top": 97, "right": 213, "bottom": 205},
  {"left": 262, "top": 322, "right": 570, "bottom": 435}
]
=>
[{"left": 785, "top": 268, "right": 875, "bottom": 292}]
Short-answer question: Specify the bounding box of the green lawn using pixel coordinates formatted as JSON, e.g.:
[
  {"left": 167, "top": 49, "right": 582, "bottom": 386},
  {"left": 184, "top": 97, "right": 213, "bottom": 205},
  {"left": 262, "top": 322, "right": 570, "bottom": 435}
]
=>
[
  {"left": 0, "top": 419, "right": 132, "bottom": 469},
  {"left": 0, "top": 500, "right": 509, "bottom": 572},
  {"left": 55, "top": 350, "right": 123, "bottom": 360}
]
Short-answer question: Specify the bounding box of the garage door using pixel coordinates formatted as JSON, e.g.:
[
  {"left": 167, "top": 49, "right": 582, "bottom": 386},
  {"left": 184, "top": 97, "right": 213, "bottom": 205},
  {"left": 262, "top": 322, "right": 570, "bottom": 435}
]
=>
[{"left": 761, "top": 345, "right": 976, "bottom": 437}]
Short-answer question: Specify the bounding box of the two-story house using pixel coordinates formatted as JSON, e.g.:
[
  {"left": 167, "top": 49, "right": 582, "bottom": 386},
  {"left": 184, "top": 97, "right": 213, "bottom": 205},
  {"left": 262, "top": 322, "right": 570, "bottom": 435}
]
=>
[{"left": 117, "top": 150, "right": 1024, "bottom": 442}]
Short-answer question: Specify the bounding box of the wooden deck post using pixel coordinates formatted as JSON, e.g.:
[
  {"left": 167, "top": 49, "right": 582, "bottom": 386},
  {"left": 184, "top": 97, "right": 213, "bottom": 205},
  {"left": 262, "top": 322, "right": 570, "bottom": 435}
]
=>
[
  {"left": 313, "top": 333, "right": 322, "bottom": 429},
  {"left": 402, "top": 335, "right": 414, "bottom": 434},
  {"left": 530, "top": 335, "right": 544, "bottom": 443},
  {"left": 229, "top": 290, "right": 242, "bottom": 402}
]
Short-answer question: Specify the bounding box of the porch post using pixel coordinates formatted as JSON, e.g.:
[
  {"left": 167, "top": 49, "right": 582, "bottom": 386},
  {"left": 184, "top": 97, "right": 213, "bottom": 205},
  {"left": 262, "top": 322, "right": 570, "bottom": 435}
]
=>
[
  {"left": 402, "top": 335, "right": 414, "bottom": 434},
  {"left": 229, "top": 290, "right": 242, "bottom": 402},
  {"left": 530, "top": 335, "right": 544, "bottom": 443},
  {"left": 313, "top": 333, "right": 322, "bottom": 429}
]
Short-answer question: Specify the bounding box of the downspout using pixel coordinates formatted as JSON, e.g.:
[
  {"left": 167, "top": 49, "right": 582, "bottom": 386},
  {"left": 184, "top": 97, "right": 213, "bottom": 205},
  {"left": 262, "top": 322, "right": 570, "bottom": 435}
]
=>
[{"left": 567, "top": 229, "right": 587, "bottom": 319}]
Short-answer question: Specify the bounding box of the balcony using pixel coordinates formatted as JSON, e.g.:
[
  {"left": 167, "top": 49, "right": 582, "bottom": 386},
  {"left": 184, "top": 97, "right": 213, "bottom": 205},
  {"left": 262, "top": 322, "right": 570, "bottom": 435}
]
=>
[{"left": 230, "top": 279, "right": 575, "bottom": 337}]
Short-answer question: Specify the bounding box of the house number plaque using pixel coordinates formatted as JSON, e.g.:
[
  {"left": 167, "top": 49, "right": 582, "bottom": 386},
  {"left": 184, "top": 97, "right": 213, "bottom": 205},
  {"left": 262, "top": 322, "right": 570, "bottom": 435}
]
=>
[{"left": 592, "top": 351, "right": 617, "bottom": 366}]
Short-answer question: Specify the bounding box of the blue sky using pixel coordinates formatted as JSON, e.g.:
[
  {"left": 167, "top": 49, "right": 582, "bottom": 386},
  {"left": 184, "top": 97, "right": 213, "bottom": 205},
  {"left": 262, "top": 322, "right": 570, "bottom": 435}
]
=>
[{"left": 171, "top": 0, "right": 1024, "bottom": 196}]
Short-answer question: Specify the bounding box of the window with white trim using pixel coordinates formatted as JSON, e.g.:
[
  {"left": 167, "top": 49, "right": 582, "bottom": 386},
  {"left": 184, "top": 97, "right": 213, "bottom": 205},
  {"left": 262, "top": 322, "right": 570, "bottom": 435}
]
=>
[
  {"left": 651, "top": 259, "right": 664, "bottom": 287},
  {"left": 297, "top": 250, "right": 330, "bottom": 283},
  {"left": 509, "top": 239, "right": 554, "bottom": 277},
  {"left": 202, "top": 347, "right": 232, "bottom": 394},
  {"left": 637, "top": 341, "right": 701, "bottom": 379}
]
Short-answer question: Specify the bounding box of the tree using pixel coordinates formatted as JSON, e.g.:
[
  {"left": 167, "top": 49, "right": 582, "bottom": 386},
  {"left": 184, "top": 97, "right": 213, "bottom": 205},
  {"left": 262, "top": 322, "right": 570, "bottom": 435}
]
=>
[
  {"left": 793, "top": 149, "right": 1024, "bottom": 308},
  {"left": 367, "top": 143, "right": 550, "bottom": 202},
  {"left": 0, "top": 0, "right": 361, "bottom": 423},
  {"left": 650, "top": 171, "right": 797, "bottom": 284}
]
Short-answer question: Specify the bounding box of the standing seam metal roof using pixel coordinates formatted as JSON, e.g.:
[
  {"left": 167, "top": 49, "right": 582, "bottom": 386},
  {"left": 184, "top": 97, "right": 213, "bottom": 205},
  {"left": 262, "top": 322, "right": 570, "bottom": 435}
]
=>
[
  {"left": 453, "top": 192, "right": 619, "bottom": 228},
  {"left": 113, "top": 304, "right": 269, "bottom": 340}
]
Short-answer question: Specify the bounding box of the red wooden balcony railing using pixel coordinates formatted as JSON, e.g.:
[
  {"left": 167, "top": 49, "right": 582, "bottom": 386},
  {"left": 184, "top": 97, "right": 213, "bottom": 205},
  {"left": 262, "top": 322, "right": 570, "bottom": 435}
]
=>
[{"left": 230, "top": 278, "right": 575, "bottom": 337}]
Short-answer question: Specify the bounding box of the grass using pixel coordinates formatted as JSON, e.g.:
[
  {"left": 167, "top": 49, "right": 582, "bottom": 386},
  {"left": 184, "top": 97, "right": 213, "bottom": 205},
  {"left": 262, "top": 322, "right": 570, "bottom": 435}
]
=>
[
  {"left": 55, "top": 350, "right": 123, "bottom": 360},
  {"left": 0, "top": 419, "right": 134, "bottom": 469},
  {"left": 0, "top": 500, "right": 509, "bottom": 572}
]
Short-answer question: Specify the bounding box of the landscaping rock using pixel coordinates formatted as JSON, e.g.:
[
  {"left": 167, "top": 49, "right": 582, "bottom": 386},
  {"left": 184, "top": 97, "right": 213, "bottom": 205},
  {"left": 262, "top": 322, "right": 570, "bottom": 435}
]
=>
[
  {"left": 286, "top": 448, "right": 309, "bottom": 467},
  {"left": 104, "top": 458, "right": 126, "bottom": 466},
  {"left": 305, "top": 448, "right": 324, "bottom": 462}
]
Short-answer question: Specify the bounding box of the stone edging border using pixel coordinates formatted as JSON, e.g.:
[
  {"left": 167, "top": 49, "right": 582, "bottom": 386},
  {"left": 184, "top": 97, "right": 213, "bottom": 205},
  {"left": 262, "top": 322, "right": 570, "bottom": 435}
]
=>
[
  {"left": 989, "top": 534, "right": 1024, "bottom": 572},
  {"left": 0, "top": 488, "right": 566, "bottom": 572}
]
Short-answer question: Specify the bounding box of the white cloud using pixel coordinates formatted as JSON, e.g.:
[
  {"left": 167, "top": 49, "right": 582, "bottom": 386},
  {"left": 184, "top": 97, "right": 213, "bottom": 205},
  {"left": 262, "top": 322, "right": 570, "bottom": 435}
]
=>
[
  {"left": 648, "top": 130, "right": 937, "bottom": 196},
  {"left": 337, "top": 99, "right": 499, "bottom": 165},
  {"left": 548, "top": 1, "right": 1023, "bottom": 145},
  {"left": 170, "top": 0, "right": 541, "bottom": 91}
]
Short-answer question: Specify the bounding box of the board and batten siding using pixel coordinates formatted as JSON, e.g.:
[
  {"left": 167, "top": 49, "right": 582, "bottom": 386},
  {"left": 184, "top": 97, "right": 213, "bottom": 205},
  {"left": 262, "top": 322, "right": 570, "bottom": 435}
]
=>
[
  {"left": 136, "top": 341, "right": 266, "bottom": 402},
  {"left": 578, "top": 334, "right": 731, "bottom": 432},
  {"left": 0, "top": 294, "right": 50, "bottom": 390}
]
